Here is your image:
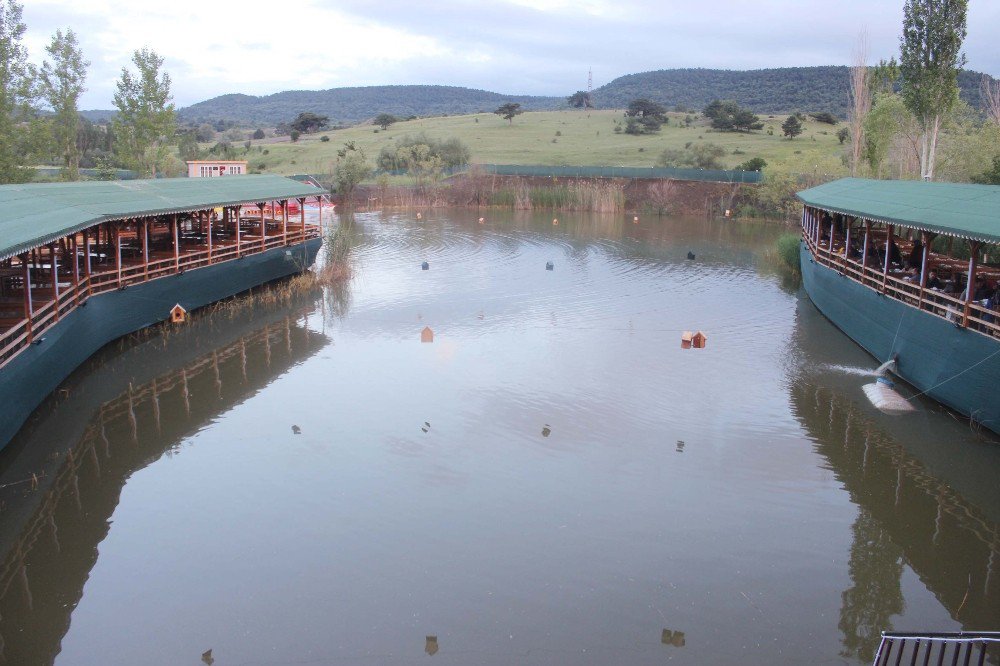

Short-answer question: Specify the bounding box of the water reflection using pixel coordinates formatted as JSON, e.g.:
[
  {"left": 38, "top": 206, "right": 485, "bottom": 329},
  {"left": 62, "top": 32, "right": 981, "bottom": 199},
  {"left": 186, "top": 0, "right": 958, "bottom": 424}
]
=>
[
  {"left": 2, "top": 210, "right": 998, "bottom": 666},
  {"left": 0, "top": 289, "right": 327, "bottom": 665},
  {"left": 789, "top": 297, "right": 1000, "bottom": 663}
]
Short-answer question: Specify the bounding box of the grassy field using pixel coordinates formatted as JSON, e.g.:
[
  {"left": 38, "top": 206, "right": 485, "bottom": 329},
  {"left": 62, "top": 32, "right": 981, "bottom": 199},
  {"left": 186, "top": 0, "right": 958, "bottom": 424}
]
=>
[{"left": 238, "top": 109, "right": 848, "bottom": 179}]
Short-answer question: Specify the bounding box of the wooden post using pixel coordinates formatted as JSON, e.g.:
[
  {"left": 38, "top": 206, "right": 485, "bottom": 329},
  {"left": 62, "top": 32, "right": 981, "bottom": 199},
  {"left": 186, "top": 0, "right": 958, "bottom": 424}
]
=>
[
  {"left": 317, "top": 194, "right": 323, "bottom": 231},
  {"left": 861, "top": 221, "right": 870, "bottom": 275},
  {"left": 22, "top": 254, "right": 32, "bottom": 343},
  {"left": 115, "top": 224, "right": 122, "bottom": 288},
  {"left": 963, "top": 241, "right": 981, "bottom": 327},
  {"left": 881, "top": 224, "right": 893, "bottom": 292},
  {"left": 142, "top": 218, "right": 149, "bottom": 279},
  {"left": 235, "top": 206, "right": 241, "bottom": 254},
  {"left": 173, "top": 214, "right": 180, "bottom": 271},
  {"left": 282, "top": 200, "right": 288, "bottom": 245},
  {"left": 843, "top": 219, "right": 851, "bottom": 270},
  {"left": 71, "top": 234, "right": 80, "bottom": 303},
  {"left": 299, "top": 197, "right": 306, "bottom": 242},
  {"left": 83, "top": 228, "right": 91, "bottom": 279},
  {"left": 918, "top": 232, "right": 932, "bottom": 307},
  {"left": 207, "top": 210, "right": 213, "bottom": 264},
  {"left": 258, "top": 203, "right": 266, "bottom": 252},
  {"left": 49, "top": 243, "right": 60, "bottom": 321}
]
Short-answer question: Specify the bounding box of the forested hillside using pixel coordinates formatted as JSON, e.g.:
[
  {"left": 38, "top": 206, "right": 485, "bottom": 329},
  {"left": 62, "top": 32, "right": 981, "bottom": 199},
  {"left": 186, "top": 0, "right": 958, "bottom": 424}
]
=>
[
  {"left": 80, "top": 68, "right": 997, "bottom": 126},
  {"left": 592, "top": 67, "right": 994, "bottom": 117},
  {"left": 176, "top": 85, "right": 563, "bottom": 125}
]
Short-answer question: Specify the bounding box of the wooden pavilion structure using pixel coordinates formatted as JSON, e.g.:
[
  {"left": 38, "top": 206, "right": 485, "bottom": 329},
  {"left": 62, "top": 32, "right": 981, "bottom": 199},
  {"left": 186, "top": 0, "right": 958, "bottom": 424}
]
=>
[
  {"left": 0, "top": 175, "right": 327, "bottom": 368},
  {"left": 798, "top": 178, "right": 1000, "bottom": 336}
]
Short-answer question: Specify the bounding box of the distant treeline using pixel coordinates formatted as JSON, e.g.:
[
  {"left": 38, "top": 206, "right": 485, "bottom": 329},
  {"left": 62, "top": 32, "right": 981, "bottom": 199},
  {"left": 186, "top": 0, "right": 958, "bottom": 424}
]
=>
[
  {"left": 591, "top": 66, "right": 995, "bottom": 118},
  {"left": 79, "top": 67, "right": 998, "bottom": 127}
]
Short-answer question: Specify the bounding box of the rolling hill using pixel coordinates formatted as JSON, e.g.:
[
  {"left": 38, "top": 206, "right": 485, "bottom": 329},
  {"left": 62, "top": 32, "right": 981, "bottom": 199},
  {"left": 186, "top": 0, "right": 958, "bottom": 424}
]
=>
[
  {"left": 80, "top": 67, "right": 997, "bottom": 127},
  {"left": 176, "top": 85, "right": 563, "bottom": 126},
  {"left": 591, "top": 66, "right": 994, "bottom": 118}
]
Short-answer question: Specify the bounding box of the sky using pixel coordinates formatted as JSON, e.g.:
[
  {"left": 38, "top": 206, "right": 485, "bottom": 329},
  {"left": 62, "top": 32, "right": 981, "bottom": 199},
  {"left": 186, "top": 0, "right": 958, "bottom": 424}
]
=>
[{"left": 22, "top": 0, "right": 1000, "bottom": 110}]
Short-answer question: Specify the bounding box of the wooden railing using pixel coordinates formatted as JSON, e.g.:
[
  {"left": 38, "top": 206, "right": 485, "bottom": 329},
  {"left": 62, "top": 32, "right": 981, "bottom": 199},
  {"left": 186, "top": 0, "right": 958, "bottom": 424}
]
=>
[
  {"left": 0, "top": 225, "right": 319, "bottom": 369},
  {"left": 802, "top": 231, "right": 1000, "bottom": 339}
]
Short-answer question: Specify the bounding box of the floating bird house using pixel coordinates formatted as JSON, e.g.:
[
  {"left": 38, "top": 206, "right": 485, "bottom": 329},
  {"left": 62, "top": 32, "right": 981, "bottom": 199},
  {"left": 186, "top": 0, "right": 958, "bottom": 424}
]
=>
[
  {"left": 170, "top": 304, "right": 187, "bottom": 323},
  {"left": 421, "top": 326, "right": 434, "bottom": 343},
  {"left": 692, "top": 331, "right": 707, "bottom": 349},
  {"left": 546, "top": 261, "right": 554, "bottom": 271},
  {"left": 681, "top": 331, "right": 693, "bottom": 349},
  {"left": 421, "top": 261, "right": 429, "bottom": 270},
  {"left": 425, "top": 636, "right": 439, "bottom": 656}
]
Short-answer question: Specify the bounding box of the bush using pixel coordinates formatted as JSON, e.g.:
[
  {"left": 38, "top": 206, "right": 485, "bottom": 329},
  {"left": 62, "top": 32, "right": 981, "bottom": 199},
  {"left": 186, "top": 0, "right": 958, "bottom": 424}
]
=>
[
  {"left": 320, "top": 135, "right": 330, "bottom": 142},
  {"left": 737, "top": 157, "right": 767, "bottom": 172},
  {"left": 776, "top": 233, "right": 801, "bottom": 272},
  {"left": 376, "top": 133, "right": 471, "bottom": 171}
]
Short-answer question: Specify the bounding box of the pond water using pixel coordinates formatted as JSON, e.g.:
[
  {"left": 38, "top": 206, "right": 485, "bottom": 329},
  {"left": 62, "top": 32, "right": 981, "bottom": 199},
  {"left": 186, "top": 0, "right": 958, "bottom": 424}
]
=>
[{"left": 1, "top": 210, "right": 998, "bottom": 665}]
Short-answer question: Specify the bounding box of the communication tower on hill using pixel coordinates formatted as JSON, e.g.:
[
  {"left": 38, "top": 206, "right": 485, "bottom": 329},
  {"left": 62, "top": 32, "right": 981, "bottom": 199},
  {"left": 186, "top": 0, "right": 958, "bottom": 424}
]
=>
[{"left": 588, "top": 67, "right": 592, "bottom": 93}]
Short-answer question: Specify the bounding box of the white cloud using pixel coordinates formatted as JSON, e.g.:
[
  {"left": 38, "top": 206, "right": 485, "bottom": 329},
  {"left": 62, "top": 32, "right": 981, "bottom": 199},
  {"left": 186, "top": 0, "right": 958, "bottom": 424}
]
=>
[{"left": 22, "top": 0, "right": 1000, "bottom": 109}]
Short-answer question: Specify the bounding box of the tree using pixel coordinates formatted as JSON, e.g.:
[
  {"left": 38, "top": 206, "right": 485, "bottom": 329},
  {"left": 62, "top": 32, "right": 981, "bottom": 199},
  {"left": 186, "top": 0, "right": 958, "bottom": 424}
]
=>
[
  {"left": 252, "top": 128, "right": 265, "bottom": 140},
  {"left": 703, "top": 99, "right": 762, "bottom": 132},
  {"left": 850, "top": 47, "right": 899, "bottom": 176},
  {"left": 625, "top": 98, "right": 666, "bottom": 120},
  {"left": 900, "top": 0, "right": 968, "bottom": 179},
  {"left": 177, "top": 131, "right": 199, "bottom": 161},
  {"left": 290, "top": 129, "right": 301, "bottom": 142},
  {"left": 972, "top": 155, "right": 1000, "bottom": 185},
  {"left": 782, "top": 115, "right": 803, "bottom": 139},
  {"left": 809, "top": 112, "right": 838, "bottom": 125},
  {"left": 112, "top": 48, "right": 176, "bottom": 177},
  {"left": 332, "top": 142, "right": 369, "bottom": 201},
  {"left": 737, "top": 157, "right": 767, "bottom": 172},
  {"left": 39, "top": 29, "right": 88, "bottom": 181},
  {"left": 567, "top": 91, "right": 592, "bottom": 108},
  {"left": 494, "top": 102, "right": 522, "bottom": 124},
  {"left": 837, "top": 127, "right": 850, "bottom": 144},
  {"left": 0, "top": 0, "right": 35, "bottom": 183},
  {"left": 981, "top": 75, "right": 1000, "bottom": 126},
  {"left": 373, "top": 113, "right": 397, "bottom": 130},
  {"left": 290, "top": 111, "right": 328, "bottom": 134}
]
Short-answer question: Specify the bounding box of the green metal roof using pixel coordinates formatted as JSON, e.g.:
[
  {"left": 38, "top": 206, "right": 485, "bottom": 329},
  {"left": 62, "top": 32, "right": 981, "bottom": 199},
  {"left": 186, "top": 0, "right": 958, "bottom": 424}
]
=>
[
  {"left": 796, "top": 178, "right": 1000, "bottom": 244},
  {"left": 0, "top": 175, "right": 327, "bottom": 261}
]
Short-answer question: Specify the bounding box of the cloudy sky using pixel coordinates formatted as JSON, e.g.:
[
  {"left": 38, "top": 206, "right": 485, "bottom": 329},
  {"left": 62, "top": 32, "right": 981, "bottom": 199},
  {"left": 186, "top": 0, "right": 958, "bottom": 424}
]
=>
[{"left": 22, "top": 0, "right": 1000, "bottom": 110}]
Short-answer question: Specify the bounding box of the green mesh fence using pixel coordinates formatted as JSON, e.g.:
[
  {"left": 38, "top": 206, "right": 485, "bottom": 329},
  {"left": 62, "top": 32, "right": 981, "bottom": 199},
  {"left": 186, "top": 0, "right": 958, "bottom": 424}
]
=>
[{"left": 476, "top": 164, "right": 762, "bottom": 184}]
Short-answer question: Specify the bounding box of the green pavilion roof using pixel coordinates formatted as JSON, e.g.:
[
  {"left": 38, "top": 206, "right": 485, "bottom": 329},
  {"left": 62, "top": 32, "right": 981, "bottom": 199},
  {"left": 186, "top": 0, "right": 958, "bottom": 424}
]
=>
[
  {"left": 797, "top": 178, "right": 1000, "bottom": 244},
  {"left": 0, "top": 175, "right": 327, "bottom": 261}
]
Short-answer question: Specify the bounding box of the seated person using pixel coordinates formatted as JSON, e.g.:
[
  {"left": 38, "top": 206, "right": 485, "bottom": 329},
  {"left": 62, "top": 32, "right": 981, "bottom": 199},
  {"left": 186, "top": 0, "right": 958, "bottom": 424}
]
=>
[
  {"left": 902, "top": 266, "right": 919, "bottom": 281},
  {"left": 887, "top": 239, "right": 902, "bottom": 268},
  {"left": 907, "top": 240, "right": 923, "bottom": 269},
  {"left": 925, "top": 270, "right": 942, "bottom": 290},
  {"left": 974, "top": 277, "right": 991, "bottom": 301}
]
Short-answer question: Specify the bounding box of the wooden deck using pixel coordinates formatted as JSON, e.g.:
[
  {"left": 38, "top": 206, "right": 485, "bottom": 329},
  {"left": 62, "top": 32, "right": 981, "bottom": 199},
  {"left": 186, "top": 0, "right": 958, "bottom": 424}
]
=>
[{"left": 0, "top": 213, "right": 321, "bottom": 369}]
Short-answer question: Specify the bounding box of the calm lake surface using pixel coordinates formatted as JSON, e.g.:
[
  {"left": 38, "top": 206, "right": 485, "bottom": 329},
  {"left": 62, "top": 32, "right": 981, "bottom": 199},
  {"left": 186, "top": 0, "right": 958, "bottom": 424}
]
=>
[{"left": 1, "top": 210, "right": 998, "bottom": 665}]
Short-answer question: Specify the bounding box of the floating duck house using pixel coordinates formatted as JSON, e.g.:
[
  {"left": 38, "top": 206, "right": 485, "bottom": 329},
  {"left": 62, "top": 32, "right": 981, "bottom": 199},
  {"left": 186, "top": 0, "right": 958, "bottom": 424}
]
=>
[
  {"left": 0, "top": 175, "right": 327, "bottom": 448},
  {"left": 797, "top": 178, "right": 1000, "bottom": 433}
]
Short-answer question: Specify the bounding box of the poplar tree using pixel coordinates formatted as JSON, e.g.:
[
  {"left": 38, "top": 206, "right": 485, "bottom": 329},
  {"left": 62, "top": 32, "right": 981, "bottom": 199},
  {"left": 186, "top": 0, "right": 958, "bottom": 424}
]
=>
[
  {"left": 0, "top": 0, "right": 34, "bottom": 183},
  {"left": 112, "top": 48, "right": 176, "bottom": 177},
  {"left": 899, "top": 0, "right": 968, "bottom": 180},
  {"left": 39, "top": 29, "right": 89, "bottom": 181}
]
